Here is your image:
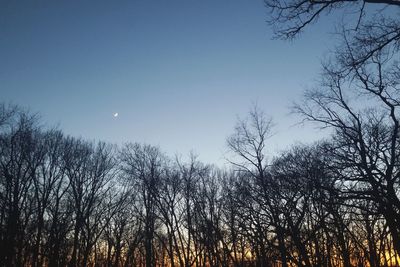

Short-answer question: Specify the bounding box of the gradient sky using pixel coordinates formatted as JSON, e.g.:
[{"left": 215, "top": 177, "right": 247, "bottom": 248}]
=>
[{"left": 1, "top": 0, "right": 340, "bottom": 166}]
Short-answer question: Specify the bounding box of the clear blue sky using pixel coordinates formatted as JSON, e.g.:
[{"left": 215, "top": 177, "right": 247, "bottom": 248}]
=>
[{"left": 1, "top": 0, "right": 337, "bottom": 165}]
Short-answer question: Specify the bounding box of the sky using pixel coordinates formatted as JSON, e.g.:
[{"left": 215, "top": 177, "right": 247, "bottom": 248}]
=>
[{"left": 0, "top": 0, "right": 339, "bottom": 166}]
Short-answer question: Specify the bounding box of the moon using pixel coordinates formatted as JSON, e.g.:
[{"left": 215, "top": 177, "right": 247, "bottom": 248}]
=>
[{"left": 113, "top": 112, "right": 119, "bottom": 118}]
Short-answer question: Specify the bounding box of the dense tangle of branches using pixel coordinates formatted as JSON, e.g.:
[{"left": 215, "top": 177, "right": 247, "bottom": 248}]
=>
[{"left": 0, "top": 98, "right": 399, "bottom": 267}]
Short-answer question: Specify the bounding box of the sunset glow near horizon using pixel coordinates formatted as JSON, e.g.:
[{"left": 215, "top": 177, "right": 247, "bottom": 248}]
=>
[{"left": 0, "top": 0, "right": 336, "bottom": 166}]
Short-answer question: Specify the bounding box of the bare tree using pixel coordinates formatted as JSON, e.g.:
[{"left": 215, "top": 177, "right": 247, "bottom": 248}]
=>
[
  {"left": 0, "top": 110, "right": 41, "bottom": 266},
  {"left": 227, "top": 106, "right": 283, "bottom": 267},
  {"left": 30, "top": 129, "right": 65, "bottom": 267},
  {"left": 120, "top": 143, "right": 165, "bottom": 267},
  {"left": 295, "top": 46, "right": 400, "bottom": 254},
  {"left": 265, "top": 0, "right": 400, "bottom": 41},
  {"left": 64, "top": 138, "right": 116, "bottom": 267}
]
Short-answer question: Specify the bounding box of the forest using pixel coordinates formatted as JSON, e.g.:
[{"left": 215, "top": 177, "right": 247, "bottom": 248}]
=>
[
  {"left": 1, "top": 0, "right": 400, "bottom": 266},
  {"left": 1, "top": 60, "right": 400, "bottom": 266}
]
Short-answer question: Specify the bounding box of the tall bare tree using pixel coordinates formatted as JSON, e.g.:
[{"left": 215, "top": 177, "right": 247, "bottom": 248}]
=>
[
  {"left": 295, "top": 46, "right": 400, "bottom": 254},
  {"left": 120, "top": 143, "right": 165, "bottom": 267}
]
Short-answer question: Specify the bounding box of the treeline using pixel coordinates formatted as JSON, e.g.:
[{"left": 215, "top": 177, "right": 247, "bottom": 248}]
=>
[
  {"left": 1, "top": 78, "right": 400, "bottom": 267},
  {"left": 1, "top": 29, "right": 400, "bottom": 265}
]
